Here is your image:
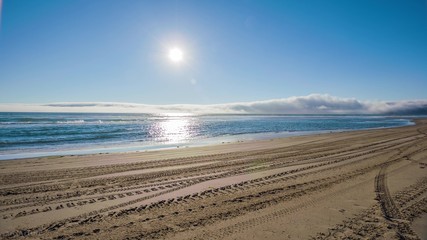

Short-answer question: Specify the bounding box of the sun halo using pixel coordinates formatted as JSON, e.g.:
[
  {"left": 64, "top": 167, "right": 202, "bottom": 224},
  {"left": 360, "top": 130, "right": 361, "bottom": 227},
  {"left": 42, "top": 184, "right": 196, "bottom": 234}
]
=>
[{"left": 168, "top": 48, "right": 183, "bottom": 62}]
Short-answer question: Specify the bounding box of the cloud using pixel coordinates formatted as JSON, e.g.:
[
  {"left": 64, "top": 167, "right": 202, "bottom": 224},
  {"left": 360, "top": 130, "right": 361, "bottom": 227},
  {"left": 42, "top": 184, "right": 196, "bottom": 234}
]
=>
[{"left": 0, "top": 94, "right": 426, "bottom": 115}]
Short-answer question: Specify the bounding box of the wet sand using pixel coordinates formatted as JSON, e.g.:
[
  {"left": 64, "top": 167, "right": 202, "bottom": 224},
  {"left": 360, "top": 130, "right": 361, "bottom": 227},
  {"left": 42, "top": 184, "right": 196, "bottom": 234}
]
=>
[{"left": 0, "top": 119, "right": 426, "bottom": 239}]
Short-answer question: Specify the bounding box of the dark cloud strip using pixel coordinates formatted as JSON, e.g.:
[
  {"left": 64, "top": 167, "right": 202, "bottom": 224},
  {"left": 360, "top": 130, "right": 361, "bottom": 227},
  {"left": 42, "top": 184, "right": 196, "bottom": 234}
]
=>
[{"left": 2, "top": 94, "right": 427, "bottom": 114}]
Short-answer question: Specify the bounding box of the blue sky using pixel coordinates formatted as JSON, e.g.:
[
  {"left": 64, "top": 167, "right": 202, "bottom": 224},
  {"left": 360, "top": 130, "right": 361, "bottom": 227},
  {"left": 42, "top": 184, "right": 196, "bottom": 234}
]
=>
[{"left": 0, "top": 0, "right": 426, "bottom": 106}]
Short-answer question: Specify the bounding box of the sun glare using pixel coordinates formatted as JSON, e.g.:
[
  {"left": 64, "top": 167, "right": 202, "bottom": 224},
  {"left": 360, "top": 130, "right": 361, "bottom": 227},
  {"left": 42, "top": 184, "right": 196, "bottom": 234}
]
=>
[{"left": 168, "top": 48, "right": 183, "bottom": 62}]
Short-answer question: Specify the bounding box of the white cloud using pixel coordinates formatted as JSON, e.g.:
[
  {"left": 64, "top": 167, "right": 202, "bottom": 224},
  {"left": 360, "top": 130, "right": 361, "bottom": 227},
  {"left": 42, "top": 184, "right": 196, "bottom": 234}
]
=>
[{"left": 0, "top": 94, "right": 426, "bottom": 115}]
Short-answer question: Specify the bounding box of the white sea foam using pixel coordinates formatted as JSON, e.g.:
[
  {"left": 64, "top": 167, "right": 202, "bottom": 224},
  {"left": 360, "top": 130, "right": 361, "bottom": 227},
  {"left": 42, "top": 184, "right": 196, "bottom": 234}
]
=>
[{"left": 56, "top": 120, "right": 85, "bottom": 124}]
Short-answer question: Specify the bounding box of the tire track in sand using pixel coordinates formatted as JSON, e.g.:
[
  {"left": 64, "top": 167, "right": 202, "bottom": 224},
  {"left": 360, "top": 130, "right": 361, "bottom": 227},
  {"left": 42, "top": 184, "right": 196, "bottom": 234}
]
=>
[{"left": 374, "top": 163, "right": 420, "bottom": 239}]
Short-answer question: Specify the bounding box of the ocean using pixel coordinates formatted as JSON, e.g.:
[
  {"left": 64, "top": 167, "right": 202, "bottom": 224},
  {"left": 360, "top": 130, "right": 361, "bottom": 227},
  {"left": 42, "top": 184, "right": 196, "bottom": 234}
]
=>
[{"left": 0, "top": 112, "right": 413, "bottom": 160}]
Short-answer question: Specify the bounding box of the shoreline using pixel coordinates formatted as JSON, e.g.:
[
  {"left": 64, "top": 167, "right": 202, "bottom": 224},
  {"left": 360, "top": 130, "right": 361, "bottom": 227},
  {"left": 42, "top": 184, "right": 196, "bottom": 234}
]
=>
[
  {"left": 0, "top": 118, "right": 415, "bottom": 161},
  {"left": 0, "top": 119, "right": 426, "bottom": 239}
]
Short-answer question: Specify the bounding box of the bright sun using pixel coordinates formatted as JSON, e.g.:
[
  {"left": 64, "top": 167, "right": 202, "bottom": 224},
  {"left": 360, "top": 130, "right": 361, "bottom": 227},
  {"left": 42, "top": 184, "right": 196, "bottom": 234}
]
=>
[{"left": 168, "top": 48, "right": 183, "bottom": 62}]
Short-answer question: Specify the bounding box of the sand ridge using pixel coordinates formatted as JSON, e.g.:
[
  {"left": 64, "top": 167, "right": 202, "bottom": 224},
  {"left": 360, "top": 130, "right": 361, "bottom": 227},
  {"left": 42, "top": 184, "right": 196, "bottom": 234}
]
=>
[{"left": 0, "top": 120, "right": 426, "bottom": 239}]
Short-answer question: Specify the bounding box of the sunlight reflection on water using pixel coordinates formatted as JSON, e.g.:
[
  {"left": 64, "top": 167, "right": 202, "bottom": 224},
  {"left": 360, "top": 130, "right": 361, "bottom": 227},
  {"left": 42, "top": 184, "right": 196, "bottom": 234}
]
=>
[{"left": 148, "top": 116, "right": 198, "bottom": 144}]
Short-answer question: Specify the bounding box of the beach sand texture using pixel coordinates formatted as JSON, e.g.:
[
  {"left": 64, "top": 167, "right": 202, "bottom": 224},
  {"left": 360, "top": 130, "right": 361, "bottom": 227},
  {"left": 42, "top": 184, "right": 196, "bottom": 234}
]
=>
[{"left": 0, "top": 120, "right": 426, "bottom": 239}]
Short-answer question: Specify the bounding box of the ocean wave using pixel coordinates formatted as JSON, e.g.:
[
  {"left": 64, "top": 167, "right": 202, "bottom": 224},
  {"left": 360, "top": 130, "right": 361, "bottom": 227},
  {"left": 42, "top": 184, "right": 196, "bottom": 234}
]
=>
[
  {"left": 56, "top": 120, "right": 86, "bottom": 124},
  {"left": 0, "top": 119, "right": 152, "bottom": 125},
  {"left": 0, "top": 113, "right": 413, "bottom": 155}
]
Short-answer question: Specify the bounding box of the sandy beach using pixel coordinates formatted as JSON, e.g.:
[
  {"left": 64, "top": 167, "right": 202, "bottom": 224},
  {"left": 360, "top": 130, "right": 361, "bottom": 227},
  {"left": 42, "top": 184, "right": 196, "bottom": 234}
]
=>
[{"left": 0, "top": 119, "right": 426, "bottom": 240}]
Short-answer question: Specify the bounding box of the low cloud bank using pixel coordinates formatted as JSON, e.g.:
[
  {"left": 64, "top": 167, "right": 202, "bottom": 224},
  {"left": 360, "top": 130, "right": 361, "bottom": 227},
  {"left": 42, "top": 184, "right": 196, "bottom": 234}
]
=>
[{"left": 1, "top": 94, "right": 426, "bottom": 115}]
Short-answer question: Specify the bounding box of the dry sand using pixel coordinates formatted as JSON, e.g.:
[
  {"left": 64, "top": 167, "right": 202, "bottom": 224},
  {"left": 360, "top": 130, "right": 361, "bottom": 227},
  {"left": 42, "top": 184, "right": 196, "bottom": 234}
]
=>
[{"left": 0, "top": 119, "right": 426, "bottom": 240}]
